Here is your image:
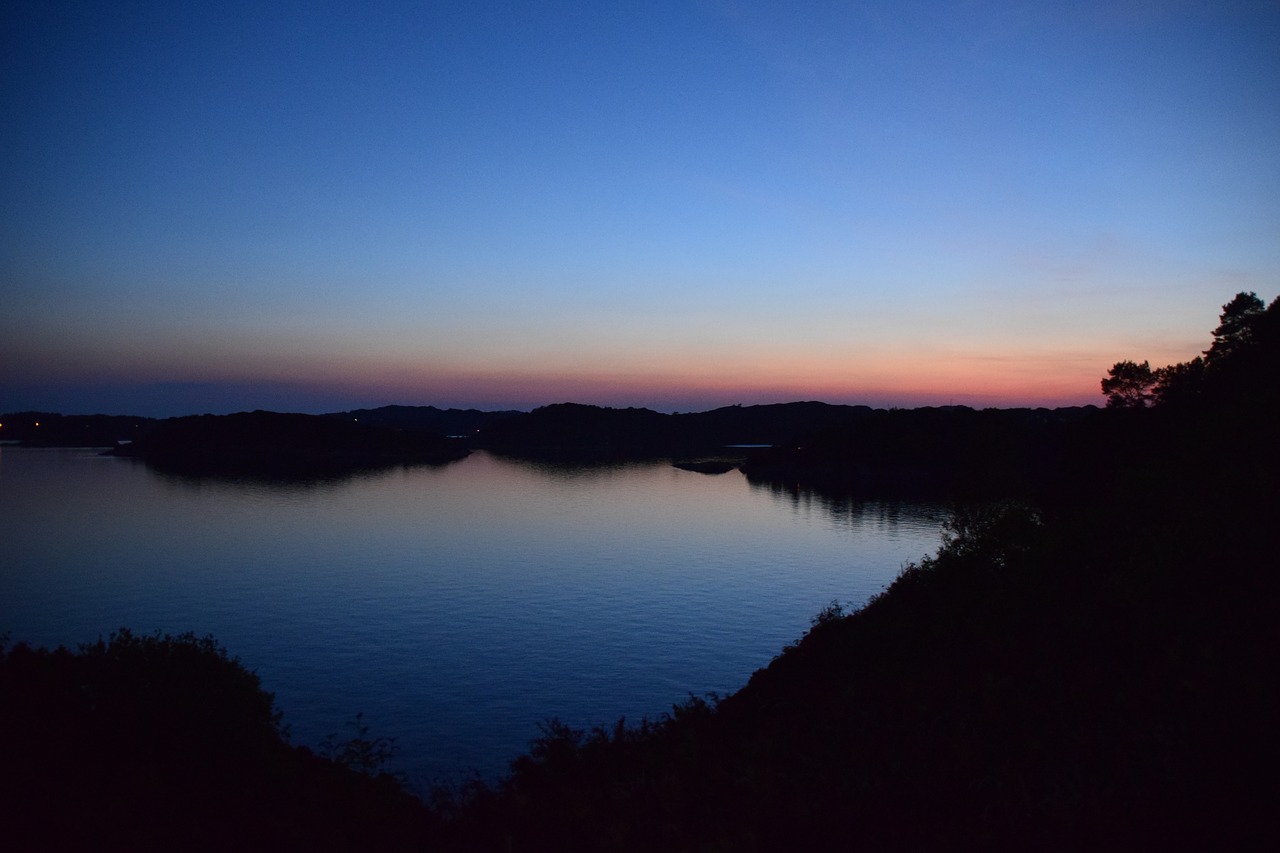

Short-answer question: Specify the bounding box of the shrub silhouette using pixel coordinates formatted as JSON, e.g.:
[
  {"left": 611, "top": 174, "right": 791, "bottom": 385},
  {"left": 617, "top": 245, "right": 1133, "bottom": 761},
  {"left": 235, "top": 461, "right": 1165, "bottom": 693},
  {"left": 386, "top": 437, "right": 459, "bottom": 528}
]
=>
[
  {"left": 0, "top": 630, "right": 435, "bottom": 850},
  {"left": 320, "top": 711, "right": 402, "bottom": 779}
]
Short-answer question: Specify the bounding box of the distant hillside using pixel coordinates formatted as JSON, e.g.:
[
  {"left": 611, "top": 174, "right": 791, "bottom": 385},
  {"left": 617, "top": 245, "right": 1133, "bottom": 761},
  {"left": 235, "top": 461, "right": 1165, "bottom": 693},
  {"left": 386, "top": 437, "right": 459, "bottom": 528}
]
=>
[
  {"left": 2, "top": 405, "right": 1099, "bottom": 490},
  {"left": 673, "top": 401, "right": 874, "bottom": 447},
  {"left": 475, "top": 401, "right": 873, "bottom": 458},
  {"left": 474, "top": 401, "right": 1112, "bottom": 500},
  {"left": 741, "top": 405, "right": 1102, "bottom": 500},
  {"left": 112, "top": 410, "right": 469, "bottom": 479},
  {"left": 324, "top": 405, "right": 524, "bottom": 436},
  {"left": 0, "top": 412, "right": 155, "bottom": 446}
]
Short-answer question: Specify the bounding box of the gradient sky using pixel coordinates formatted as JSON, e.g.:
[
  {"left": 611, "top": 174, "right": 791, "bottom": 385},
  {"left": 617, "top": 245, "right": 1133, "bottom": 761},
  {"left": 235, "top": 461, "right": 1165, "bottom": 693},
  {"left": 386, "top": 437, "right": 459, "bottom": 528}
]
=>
[{"left": 3, "top": 1, "right": 1278, "bottom": 416}]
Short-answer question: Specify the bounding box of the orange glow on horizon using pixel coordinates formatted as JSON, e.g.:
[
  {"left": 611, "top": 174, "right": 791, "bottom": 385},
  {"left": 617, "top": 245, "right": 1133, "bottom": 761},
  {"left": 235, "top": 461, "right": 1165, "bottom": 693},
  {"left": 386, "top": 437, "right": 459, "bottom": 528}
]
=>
[
  {"left": 305, "top": 362, "right": 1103, "bottom": 412},
  {"left": 10, "top": 331, "right": 1127, "bottom": 414}
]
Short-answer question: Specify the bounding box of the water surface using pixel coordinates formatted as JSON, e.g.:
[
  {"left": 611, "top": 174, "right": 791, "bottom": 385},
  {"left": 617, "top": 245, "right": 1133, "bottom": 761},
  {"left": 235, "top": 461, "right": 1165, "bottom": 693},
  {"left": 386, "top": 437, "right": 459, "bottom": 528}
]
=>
[{"left": 0, "top": 447, "right": 946, "bottom": 785}]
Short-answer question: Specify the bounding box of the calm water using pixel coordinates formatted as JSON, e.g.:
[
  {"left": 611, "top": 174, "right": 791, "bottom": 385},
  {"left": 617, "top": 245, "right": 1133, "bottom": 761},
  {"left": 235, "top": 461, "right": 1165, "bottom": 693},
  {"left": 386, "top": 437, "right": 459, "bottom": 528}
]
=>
[{"left": 0, "top": 446, "right": 947, "bottom": 786}]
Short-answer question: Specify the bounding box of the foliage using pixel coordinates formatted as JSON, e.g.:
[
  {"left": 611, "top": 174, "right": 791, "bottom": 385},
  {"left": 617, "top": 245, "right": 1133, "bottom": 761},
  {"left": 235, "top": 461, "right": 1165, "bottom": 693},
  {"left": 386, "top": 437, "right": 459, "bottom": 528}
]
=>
[
  {"left": 1101, "top": 358, "right": 1155, "bottom": 407},
  {"left": 809, "top": 598, "right": 845, "bottom": 627},
  {"left": 1105, "top": 291, "right": 1279, "bottom": 410},
  {"left": 936, "top": 501, "right": 1042, "bottom": 566},
  {"left": 1152, "top": 355, "right": 1205, "bottom": 407},
  {"left": 1204, "top": 290, "right": 1265, "bottom": 365},
  {"left": 319, "top": 711, "right": 402, "bottom": 779},
  {"left": 0, "top": 629, "right": 434, "bottom": 850}
]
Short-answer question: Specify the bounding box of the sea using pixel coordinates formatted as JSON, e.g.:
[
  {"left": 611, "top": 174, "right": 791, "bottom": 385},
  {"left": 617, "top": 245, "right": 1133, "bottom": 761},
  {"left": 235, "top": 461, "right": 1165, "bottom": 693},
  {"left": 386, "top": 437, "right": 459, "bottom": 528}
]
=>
[{"left": 0, "top": 445, "right": 948, "bottom": 788}]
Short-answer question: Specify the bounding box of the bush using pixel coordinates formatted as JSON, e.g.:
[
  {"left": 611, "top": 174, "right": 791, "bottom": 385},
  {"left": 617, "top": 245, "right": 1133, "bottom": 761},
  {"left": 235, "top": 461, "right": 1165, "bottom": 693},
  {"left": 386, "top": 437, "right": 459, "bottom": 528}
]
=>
[{"left": 0, "top": 630, "right": 434, "bottom": 850}]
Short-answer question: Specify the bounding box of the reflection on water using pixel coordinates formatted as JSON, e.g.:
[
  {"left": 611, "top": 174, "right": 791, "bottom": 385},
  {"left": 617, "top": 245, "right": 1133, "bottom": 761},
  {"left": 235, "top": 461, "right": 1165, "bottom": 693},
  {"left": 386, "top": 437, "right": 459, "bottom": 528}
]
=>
[
  {"left": 0, "top": 447, "right": 946, "bottom": 787},
  {"left": 749, "top": 477, "right": 952, "bottom": 537}
]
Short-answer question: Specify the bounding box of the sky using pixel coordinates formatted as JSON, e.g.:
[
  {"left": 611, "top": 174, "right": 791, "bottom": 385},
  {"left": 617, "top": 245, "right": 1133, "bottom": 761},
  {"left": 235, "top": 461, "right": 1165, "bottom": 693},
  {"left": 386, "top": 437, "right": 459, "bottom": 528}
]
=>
[{"left": 3, "top": 0, "right": 1278, "bottom": 417}]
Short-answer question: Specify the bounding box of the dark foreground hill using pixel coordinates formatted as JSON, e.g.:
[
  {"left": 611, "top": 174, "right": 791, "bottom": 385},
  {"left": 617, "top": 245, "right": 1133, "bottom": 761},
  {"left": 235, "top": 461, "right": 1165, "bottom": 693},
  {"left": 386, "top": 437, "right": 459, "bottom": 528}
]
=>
[{"left": 0, "top": 631, "right": 437, "bottom": 851}]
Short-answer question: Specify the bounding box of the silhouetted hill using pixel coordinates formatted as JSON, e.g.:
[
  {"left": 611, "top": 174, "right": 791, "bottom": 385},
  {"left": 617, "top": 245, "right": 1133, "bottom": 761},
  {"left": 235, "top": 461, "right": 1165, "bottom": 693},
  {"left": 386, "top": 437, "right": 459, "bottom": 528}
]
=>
[
  {"left": 0, "top": 411, "right": 155, "bottom": 446},
  {"left": 674, "top": 400, "right": 874, "bottom": 446},
  {"left": 324, "top": 405, "right": 524, "bottom": 436},
  {"left": 475, "top": 403, "right": 676, "bottom": 457},
  {"left": 476, "top": 401, "right": 876, "bottom": 459},
  {"left": 473, "top": 402, "right": 1114, "bottom": 495},
  {"left": 741, "top": 405, "right": 1101, "bottom": 500},
  {"left": 112, "top": 410, "right": 468, "bottom": 479},
  {"left": 5, "top": 405, "right": 1107, "bottom": 494}
]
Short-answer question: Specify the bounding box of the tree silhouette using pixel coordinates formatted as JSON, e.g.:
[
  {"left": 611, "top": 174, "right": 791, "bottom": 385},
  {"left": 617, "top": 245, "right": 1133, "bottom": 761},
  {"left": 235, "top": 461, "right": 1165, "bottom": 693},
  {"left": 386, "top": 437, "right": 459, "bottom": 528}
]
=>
[
  {"left": 1101, "top": 359, "right": 1155, "bottom": 408},
  {"left": 1197, "top": 291, "right": 1276, "bottom": 402},
  {"left": 1152, "top": 356, "right": 1205, "bottom": 407},
  {"left": 1101, "top": 291, "right": 1278, "bottom": 412},
  {"left": 1204, "top": 291, "right": 1265, "bottom": 366}
]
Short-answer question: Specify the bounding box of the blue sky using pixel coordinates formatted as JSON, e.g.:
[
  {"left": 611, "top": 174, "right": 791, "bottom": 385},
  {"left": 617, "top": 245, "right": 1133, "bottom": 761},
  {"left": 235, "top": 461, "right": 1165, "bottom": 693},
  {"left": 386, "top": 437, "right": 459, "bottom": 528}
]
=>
[{"left": 3, "top": 0, "right": 1278, "bottom": 416}]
